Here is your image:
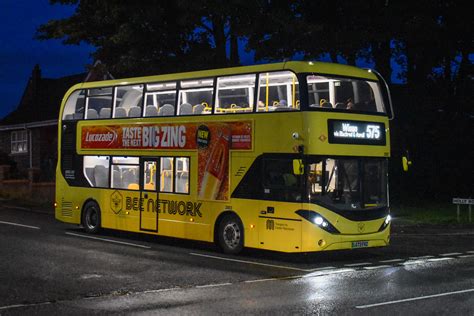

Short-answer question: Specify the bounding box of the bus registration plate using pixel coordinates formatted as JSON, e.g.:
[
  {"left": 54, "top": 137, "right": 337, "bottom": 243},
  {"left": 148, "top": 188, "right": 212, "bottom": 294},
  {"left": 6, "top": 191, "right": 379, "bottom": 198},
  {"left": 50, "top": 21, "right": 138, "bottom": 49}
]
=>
[{"left": 352, "top": 241, "right": 369, "bottom": 249}]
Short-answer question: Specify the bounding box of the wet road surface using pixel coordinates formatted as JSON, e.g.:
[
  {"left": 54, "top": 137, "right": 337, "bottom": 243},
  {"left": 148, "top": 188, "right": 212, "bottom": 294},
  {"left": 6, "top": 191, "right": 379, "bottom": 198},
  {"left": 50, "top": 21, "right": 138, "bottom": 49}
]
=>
[{"left": 0, "top": 206, "right": 473, "bottom": 315}]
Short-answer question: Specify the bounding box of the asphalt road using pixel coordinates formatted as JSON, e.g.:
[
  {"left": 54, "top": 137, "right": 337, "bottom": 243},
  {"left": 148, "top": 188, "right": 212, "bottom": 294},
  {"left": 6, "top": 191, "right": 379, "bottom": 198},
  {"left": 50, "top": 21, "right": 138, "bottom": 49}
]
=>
[{"left": 0, "top": 206, "right": 473, "bottom": 315}]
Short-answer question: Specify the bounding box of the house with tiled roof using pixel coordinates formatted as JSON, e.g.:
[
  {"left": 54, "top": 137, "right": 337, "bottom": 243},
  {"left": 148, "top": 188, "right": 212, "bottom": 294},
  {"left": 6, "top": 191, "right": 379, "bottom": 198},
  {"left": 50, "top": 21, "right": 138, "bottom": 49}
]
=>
[{"left": 0, "top": 62, "right": 113, "bottom": 182}]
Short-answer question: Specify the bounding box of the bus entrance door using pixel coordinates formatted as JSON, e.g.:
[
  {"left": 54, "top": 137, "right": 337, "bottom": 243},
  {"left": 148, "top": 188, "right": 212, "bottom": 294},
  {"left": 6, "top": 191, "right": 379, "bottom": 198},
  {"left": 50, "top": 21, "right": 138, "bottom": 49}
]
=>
[{"left": 140, "top": 159, "right": 159, "bottom": 232}]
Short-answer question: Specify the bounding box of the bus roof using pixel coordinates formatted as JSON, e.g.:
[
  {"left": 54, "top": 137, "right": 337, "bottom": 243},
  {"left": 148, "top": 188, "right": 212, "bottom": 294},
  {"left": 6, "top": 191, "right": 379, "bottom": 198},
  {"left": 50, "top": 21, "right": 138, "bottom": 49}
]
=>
[{"left": 68, "top": 61, "right": 379, "bottom": 92}]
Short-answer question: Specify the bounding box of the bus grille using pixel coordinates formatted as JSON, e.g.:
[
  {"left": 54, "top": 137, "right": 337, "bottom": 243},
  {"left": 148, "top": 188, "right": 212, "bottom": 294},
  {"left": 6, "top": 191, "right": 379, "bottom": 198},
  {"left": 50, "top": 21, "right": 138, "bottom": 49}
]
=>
[{"left": 61, "top": 199, "right": 73, "bottom": 217}]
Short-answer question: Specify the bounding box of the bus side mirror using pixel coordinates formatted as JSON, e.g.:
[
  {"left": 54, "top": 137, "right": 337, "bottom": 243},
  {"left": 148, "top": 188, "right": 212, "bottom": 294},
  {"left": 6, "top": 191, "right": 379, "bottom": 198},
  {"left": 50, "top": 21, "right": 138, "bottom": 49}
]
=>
[
  {"left": 402, "top": 156, "right": 412, "bottom": 172},
  {"left": 293, "top": 159, "right": 304, "bottom": 175}
]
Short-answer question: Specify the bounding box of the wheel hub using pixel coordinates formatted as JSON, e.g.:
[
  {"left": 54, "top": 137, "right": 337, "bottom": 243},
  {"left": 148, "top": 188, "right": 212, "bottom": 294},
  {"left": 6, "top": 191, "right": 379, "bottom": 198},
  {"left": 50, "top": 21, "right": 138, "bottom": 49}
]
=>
[{"left": 223, "top": 223, "right": 240, "bottom": 249}]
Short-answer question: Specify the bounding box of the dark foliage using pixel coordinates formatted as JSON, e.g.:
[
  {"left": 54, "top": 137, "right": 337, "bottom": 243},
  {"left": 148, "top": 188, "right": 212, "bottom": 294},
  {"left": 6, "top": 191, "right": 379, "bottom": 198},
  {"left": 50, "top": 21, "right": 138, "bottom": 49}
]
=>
[{"left": 36, "top": 0, "right": 473, "bottom": 201}]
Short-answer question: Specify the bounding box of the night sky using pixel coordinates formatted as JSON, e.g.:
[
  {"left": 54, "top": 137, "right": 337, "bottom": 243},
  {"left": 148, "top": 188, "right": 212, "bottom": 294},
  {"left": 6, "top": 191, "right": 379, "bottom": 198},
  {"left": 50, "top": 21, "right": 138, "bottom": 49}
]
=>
[{"left": 0, "top": 1, "right": 94, "bottom": 119}]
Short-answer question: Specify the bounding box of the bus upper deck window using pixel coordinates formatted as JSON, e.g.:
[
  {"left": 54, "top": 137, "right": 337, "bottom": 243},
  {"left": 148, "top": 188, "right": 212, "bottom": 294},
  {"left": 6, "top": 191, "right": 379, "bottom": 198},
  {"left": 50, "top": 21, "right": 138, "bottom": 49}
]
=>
[
  {"left": 307, "top": 75, "right": 386, "bottom": 113},
  {"left": 257, "top": 71, "right": 299, "bottom": 112},
  {"left": 85, "top": 87, "right": 113, "bottom": 120},
  {"left": 214, "top": 74, "right": 256, "bottom": 114},
  {"left": 62, "top": 90, "right": 85, "bottom": 121},
  {"left": 113, "top": 85, "right": 144, "bottom": 118},
  {"left": 178, "top": 78, "right": 214, "bottom": 116},
  {"left": 145, "top": 81, "right": 177, "bottom": 117}
]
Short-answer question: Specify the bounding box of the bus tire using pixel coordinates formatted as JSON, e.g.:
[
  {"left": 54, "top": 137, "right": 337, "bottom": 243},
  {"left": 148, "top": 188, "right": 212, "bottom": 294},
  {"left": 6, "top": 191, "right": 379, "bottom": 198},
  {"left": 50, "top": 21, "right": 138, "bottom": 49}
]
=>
[
  {"left": 218, "top": 214, "right": 244, "bottom": 254},
  {"left": 82, "top": 201, "right": 101, "bottom": 234}
]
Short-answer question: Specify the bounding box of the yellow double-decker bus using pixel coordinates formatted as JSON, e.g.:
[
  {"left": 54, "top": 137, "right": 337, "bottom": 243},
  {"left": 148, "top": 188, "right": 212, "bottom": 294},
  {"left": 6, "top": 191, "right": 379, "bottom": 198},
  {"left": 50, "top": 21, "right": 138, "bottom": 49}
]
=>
[{"left": 55, "top": 61, "right": 393, "bottom": 254}]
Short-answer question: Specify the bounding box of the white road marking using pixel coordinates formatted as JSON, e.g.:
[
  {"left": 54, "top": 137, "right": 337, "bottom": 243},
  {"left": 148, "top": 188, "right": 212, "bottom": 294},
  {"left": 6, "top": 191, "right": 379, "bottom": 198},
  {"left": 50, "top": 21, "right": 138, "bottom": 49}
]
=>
[
  {"left": 189, "top": 252, "right": 323, "bottom": 272},
  {"left": 355, "top": 288, "right": 474, "bottom": 309},
  {"left": 364, "top": 265, "right": 392, "bottom": 270},
  {"left": 458, "top": 254, "right": 474, "bottom": 258},
  {"left": 0, "top": 302, "right": 51, "bottom": 311},
  {"left": 439, "top": 252, "right": 462, "bottom": 256},
  {"left": 143, "top": 287, "right": 181, "bottom": 294},
  {"left": 196, "top": 282, "right": 232, "bottom": 288},
  {"left": 304, "top": 268, "right": 356, "bottom": 277},
  {"left": 344, "top": 262, "right": 372, "bottom": 267},
  {"left": 65, "top": 232, "right": 151, "bottom": 249},
  {"left": 409, "top": 255, "right": 434, "bottom": 259},
  {"left": 466, "top": 251, "right": 474, "bottom": 254},
  {"left": 380, "top": 259, "right": 403, "bottom": 263},
  {"left": 244, "top": 278, "right": 278, "bottom": 283},
  {"left": 0, "top": 220, "right": 40, "bottom": 230},
  {"left": 427, "top": 257, "right": 453, "bottom": 262},
  {"left": 401, "top": 260, "right": 426, "bottom": 265}
]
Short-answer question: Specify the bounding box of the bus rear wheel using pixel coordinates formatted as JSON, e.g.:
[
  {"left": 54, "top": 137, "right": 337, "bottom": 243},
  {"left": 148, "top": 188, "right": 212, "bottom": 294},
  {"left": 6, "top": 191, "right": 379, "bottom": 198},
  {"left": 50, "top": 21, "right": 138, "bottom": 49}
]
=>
[
  {"left": 82, "top": 201, "right": 101, "bottom": 234},
  {"left": 218, "top": 214, "right": 244, "bottom": 254}
]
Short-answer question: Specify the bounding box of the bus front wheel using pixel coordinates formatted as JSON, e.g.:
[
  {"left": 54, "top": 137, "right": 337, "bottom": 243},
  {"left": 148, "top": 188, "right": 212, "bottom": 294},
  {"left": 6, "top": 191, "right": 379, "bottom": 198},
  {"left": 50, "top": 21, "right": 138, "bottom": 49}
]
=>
[
  {"left": 82, "top": 201, "right": 101, "bottom": 234},
  {"left": 218, "top": 214, "right": 244, "bottom": 254}
]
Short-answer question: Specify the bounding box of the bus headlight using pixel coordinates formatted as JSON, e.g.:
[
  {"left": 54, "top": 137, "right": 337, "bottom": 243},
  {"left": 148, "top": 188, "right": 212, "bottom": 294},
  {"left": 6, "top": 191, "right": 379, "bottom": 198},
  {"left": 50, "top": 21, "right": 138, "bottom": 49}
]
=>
[
  {"left": 378, "top": 214, "right": 392, "bottom": 231},
  {"left": 314, "top": 216, "right": 323, "bottom": 226},
  {"left": 295, "top": 210, "right": 339, "bottom": 234}
]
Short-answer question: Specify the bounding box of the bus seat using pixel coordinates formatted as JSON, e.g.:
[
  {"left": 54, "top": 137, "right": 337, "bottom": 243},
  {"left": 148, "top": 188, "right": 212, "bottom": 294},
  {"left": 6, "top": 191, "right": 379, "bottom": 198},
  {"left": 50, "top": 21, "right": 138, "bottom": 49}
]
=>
[
  {"left": 176, "top": 171, "right": 189, "bottom": 192},
  {"left": 161, "top": 171, "right": 173, "bottom": 192},
  {"left": 322, "top": 102, "right": 333, "bottom": 108},
  {"left": 122, "top": 169, "right": 137, "bottom": 188},
  {"left": 118, "top": 89, "right": 142, "bottom": 109},
  {"left": 112, "top": 169, "right": 122, "bottom": 188},
  {"left": 86, "top": 109, "right": 98, "bottom": 119},
  {"left": 279, "top": 100, "right": 288, "bottom": 107},
  {"left": 128, "top": 183, "right": 139, "bottom": 190},
  {"left": 335, "top": 102, "right": 345, "bottom": 109},
  {"left": 73, "top": 112, "right": 84, "bottom": 120},
  {"left": 145, "top": 105, "right": 158, "bottom": 117},
  {"left": 275, "top": 106, "right": 292, "bottom": 111},
  {"left": 115, "top": 107, "right": 127, "bottom": 118},
  {"left": 85, "top": 168, "right": 95, "bottom": 186},
  {"left": 159, "top": 104, "right": 174, "bottom": 116},
  {"left": 93, "top": 165, "right": 108, "bottom": 187},
  {"left": 179, "top": 103, "right": 193, "bottom": 115},
  {"left": 193, "top": 103, "right": 205, "bottom": 114},
  {"left": 99, "top": 108, "right": 111, "bottom": 118},
  {"left": 64, "top": 114, "right": 74, "bottom": 120},
  {"left": 128, "top": 106, "right": 142, "bottom": 117}
]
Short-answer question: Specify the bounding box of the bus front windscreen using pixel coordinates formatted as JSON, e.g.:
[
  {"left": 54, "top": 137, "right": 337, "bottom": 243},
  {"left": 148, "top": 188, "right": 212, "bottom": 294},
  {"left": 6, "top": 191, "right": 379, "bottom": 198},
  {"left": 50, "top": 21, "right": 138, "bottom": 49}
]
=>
[{"left": 307, "top": 157, "right": 387, "bottom": 211}]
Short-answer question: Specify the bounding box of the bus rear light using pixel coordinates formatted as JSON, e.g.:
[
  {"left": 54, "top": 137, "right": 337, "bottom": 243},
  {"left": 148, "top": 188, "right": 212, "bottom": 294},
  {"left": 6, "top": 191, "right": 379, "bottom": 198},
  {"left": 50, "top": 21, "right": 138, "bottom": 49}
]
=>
[
  {"left": 54, "top": 202, "right": 57, "bottom": 208},
  {"left": 250, "top": 224, "right": 255, "bottom": 229}
]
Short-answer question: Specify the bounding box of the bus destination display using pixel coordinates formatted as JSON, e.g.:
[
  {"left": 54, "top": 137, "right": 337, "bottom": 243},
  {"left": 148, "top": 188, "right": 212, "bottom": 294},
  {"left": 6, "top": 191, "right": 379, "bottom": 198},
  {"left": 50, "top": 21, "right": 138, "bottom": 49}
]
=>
[{"left": 327, "top": 119, "right": 386, "bottom": 145}]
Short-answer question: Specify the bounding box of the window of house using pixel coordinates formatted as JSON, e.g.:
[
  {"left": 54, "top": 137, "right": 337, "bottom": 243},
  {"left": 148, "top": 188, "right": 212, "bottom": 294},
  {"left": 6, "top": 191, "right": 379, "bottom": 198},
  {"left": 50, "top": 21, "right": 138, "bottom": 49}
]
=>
[
  {"left": 145, "top": 82, "right": 177, "bottom": 117},
  {"left": 214, "top": 74, "right": 256, "bottom": 114},
  {"left": 85, "top": 87, "right": 113, "bottom": 119},
  {"left": 113, "top": 85, "right": 143, "bottom": 118},
  {"left": 83, "top": 156, "right": 110, "bottom": 187},
  {"left": 257, "top": 71, "right": 300, "bottom": 112},
  {"left": 62, "top": 90, "right": 86, "bottom": 120},
  {"left": 178, "top": 78, "right": 214, "bottom": 115},
  {"left": 11, "top": 130, "right": 28, "bottom": 154},
  {"left": 111, "top": 156, "right": 140, "bottom": 190}
]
